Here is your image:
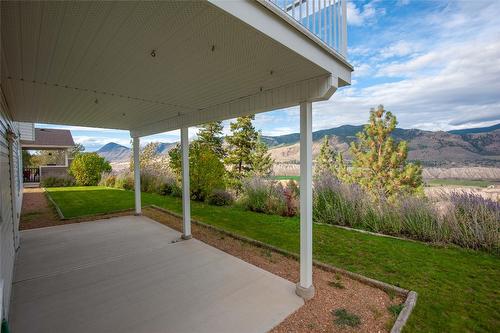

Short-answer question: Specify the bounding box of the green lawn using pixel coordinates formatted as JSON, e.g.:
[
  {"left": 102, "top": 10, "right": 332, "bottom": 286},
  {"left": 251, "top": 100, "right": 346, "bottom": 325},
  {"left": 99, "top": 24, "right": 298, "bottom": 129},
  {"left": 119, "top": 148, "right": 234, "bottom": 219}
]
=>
[
  {"left": 46, "top": 186, "right": 500, "bottom": 332},
  {"left": 272, "top": 175, "right": 300, "bottom": 181},
  {"left": 426, "top": 178, "right": 496, "bottom": 188}
]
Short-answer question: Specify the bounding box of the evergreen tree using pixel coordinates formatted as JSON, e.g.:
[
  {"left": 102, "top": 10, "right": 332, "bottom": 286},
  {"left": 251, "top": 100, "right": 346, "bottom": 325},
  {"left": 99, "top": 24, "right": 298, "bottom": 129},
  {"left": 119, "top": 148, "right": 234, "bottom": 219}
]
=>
[
  {"left": 224, "top": 116, "right": 259, "bottom": 188},
  {"left": 251, "top": 134, "right": 274, "bottom": 176},
  {"left": 197, "top": 121, "right": 225, "bottom": 158},
  {"left": 315, "top": 135, "right": 336, "bottom": 178},
  {"left": 315, "top": 135, "right": 349, "bottom": 181},
  {"left": 349, "top": 105, "right": 423, "bottom": 201}
]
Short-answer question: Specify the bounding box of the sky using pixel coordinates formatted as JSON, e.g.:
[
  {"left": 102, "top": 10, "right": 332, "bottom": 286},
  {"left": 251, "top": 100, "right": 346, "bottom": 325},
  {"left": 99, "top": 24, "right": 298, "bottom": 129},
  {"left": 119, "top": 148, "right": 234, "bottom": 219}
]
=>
[{"left": 39, "top": 0, "right": 500, "bottom": 151}]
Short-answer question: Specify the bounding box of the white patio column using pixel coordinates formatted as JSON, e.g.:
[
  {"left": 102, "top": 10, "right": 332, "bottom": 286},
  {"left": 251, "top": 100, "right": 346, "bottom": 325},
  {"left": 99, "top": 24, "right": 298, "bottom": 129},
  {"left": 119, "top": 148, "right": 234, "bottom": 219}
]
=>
[
  {"left": 133, "top": 137, "right": 141, "bottom": 215},
  {"left": 181, "top": 127, "right": 192, "bottom": 239},
  {"left": 296, "top": 101, "right": 315, "bottom": 300},
  {"left": 64, "top": 149, "right": 69, "bottom": 166}
]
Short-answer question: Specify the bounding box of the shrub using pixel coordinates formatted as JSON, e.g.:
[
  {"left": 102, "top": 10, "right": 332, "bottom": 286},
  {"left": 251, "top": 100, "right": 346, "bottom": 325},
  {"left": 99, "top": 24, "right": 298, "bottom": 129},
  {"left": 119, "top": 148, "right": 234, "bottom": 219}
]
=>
[
  {"left": 239, "top": 177, "right": 296, "bottom": 217},
  {"left": 158, "top": 177, "right": 177, "bottom": 196},
  {"left": 313, "top": 172, "right": 500, "bottom": 253},
  {"left": 207, "top": 189, "right": 233, "bottom": 206},
  {"left": 171, "top": 183, "right": 183, "bottom": 198},
  {"left": 114, "top": 172, "right": 134, "bottom": 190},
  {"left": 444, "top": 193, "right": 499, "bottom": 252},
  {"left": 70, "top": 153, "right": 111, "bottom": 186},
  {"left": 99, "top": 172, "right": 116, "bottom": 187},
  {"left": 41, "top": 176, "right": 75, "bottom": 187}
]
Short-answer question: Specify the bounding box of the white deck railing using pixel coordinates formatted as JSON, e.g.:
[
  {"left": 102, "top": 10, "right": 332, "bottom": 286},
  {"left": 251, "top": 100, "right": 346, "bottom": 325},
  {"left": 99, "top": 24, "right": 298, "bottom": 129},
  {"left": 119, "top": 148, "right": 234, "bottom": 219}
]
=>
[{"left": 266, "top": 0, "right": 348, "bottom": 58}]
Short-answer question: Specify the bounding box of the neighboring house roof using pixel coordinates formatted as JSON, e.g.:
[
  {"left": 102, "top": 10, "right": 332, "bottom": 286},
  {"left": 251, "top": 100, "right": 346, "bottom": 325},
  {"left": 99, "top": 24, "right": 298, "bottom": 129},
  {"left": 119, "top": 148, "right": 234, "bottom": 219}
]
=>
[{"left": 21, "top": 128, "right": 75, "bottom": 149}]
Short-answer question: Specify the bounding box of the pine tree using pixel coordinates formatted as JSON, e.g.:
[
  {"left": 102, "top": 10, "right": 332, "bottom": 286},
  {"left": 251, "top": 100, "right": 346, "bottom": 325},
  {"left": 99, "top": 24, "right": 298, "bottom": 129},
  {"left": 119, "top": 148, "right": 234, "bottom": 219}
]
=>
[
  {"left": 314, "top": 135, "right": 349, "bottom": 181},
  {"left": 224, "top": 116, "right": 259, "bottom": 188},
  {"left": 197, "top": 121, "right": 225, "bottom": 158},
  {"left": 349, "top": 105, "right": 423, "bottom": 201},
  {"left": 315, "top": 135, "right": 336, "bottom": 178},
  {"left": 251, "top": 134, "right": 274, "bottom": 176}
]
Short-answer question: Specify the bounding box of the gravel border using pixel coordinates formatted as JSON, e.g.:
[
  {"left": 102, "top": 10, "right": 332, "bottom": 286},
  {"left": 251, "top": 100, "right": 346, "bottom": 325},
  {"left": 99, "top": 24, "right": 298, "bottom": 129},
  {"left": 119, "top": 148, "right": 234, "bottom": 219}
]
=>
[
  {"left": 42, "top": 188, "right": 65, "bottom": 220},
  {"left": 149, "top": 204, "right": 418, "bottom": 332}
]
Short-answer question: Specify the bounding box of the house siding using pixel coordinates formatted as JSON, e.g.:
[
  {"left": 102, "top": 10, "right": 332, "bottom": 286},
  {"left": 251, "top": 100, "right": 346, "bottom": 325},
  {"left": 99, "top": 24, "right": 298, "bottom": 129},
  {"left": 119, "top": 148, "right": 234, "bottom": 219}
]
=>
[
  {"left": 16, "top": 122, "right": 35, "bottom": 142},
  {"left": 0, "top": 89, "right": 22, "bottom": 320}
]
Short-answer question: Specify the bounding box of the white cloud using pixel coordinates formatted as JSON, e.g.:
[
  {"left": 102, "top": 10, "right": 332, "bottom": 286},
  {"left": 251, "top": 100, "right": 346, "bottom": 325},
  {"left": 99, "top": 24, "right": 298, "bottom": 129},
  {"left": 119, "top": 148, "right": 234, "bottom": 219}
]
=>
[
  {"left": 311, "top": 33, "right": 500, "bottom": 130},
  {"left": 347, "top": 0, "right": 385, "bottom": 27},
  {"left": 377, "top": 41, "right": 421, "bottom": 60},
  {"left": 304, "top": 0, "right": 499, "bottom": 131}
]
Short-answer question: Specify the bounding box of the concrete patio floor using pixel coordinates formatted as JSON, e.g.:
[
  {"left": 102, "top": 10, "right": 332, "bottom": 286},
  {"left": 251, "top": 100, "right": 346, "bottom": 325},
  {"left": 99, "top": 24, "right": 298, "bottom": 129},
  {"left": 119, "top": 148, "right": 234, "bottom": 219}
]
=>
[{"left": 10, "top": 216, "right": 303, "bottom": 333}]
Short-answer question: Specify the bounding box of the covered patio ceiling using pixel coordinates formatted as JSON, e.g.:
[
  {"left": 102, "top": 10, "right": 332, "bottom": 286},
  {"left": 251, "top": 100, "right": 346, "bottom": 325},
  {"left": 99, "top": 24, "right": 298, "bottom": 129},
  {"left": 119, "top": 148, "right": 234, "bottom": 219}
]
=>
[{"left": 1, "top": 0, "right": 351, "bottom": 137}]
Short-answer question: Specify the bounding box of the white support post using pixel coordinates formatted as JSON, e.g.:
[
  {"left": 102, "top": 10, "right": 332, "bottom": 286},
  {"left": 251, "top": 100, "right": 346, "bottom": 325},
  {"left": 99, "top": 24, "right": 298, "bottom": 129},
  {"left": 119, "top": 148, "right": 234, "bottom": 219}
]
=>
[
  {"left": 296, "top": 101, "right": 315, "bottom": 300},
  {"left": 133, "top": 137, "right": 141, "bottom": 215},
  {"left": 341, "top": 0, "right": 347, "bottom": 57},
  {"left": 181, "top": 127, "right": 192, "bottom": 240},
  {"left": 64, "top": 149, "right": 69, "bottom": 167}
]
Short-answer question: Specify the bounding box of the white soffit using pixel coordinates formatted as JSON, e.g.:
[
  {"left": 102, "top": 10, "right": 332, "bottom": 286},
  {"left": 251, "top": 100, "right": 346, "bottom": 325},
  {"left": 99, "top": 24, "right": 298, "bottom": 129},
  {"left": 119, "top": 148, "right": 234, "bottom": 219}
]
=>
[{"left": 1, "top": 1, "right": 351, "bottom": 137}]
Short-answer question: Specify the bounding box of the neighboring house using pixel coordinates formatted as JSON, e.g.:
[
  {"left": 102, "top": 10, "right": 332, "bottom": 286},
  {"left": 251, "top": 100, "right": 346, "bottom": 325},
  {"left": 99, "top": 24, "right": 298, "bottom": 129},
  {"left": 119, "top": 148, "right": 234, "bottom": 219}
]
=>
[
  {"left": 0, "top": 0, "right": 352, "bottom": 324},
  {"left": 20, "top": 126, "right": 75, "bottom": 185}
]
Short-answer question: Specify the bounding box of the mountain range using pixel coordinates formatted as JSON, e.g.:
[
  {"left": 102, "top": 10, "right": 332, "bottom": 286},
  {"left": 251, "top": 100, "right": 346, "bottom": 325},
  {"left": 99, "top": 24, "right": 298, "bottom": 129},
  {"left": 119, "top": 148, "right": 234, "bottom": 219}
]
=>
[
  {"left": 96, "top": 142, "right": 177, "bottom": 163},
  {"left": 96, "top": 123, "right": 500, "bottom": 167}
]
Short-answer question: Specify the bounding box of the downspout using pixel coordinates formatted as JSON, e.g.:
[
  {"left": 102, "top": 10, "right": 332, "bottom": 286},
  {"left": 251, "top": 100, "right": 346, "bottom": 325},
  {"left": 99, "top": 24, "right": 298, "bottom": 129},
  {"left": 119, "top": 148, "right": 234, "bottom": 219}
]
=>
[{"left": 6, "top": 128, "right": 20, "bottom": 251}]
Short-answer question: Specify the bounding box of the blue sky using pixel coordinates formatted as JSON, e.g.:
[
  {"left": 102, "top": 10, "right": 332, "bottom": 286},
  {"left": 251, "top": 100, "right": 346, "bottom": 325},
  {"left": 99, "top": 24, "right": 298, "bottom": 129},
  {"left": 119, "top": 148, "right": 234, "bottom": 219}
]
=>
[{"left": 40, "top": 0, "right": 500, "bottom": 151}]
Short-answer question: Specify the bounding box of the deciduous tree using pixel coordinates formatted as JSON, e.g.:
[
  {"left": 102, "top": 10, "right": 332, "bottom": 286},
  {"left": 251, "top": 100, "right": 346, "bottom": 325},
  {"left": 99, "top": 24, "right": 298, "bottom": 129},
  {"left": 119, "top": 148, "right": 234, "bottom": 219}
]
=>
[
  {"left": 169, "top": 141, "right": 225, "bottom": 201},
  {"left": 70, "top": 153, "right": 111, "bottom": 186}
]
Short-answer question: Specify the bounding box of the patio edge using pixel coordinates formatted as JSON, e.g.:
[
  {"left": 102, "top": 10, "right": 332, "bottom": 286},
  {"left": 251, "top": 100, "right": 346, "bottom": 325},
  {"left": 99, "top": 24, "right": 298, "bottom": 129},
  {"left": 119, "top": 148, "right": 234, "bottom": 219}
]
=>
[
  {"left": 148, "top": 204, "right": 418, "bottom": 332},
  {"left": 42, "top": 188, "right": 66, "bottom": 220}
]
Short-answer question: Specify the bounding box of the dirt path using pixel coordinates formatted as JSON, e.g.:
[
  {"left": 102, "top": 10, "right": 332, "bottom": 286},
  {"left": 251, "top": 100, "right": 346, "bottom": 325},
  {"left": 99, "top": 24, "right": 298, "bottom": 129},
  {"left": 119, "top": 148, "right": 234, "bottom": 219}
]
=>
[{"left": 20, "top": 188, "right": 59, "bottom": 230}]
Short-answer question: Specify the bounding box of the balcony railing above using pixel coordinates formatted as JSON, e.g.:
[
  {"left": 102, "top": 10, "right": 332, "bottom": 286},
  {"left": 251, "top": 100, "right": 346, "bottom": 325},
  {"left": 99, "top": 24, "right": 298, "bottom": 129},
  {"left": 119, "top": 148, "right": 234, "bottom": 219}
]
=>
[{"left": 266, "top": 0, "right": 348, "bottom": 59}]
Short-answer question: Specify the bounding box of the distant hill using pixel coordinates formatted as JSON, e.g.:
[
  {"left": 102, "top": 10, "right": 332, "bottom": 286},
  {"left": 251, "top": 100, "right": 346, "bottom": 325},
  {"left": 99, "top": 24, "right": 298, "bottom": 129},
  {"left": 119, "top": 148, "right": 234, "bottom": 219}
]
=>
[
  {"left": 96, "top": 142, "right": 130, "bottom": 163},
  {"left": 155, "top": 142, "right": 177, "bottom": 154},
  {"left": 96, "top": 141, "right": 176, "bottom": 163},
  {"left": 95, "top": 123, "right": 500, "bottom": 167},
  {"left": 266, "top": 123, "right": 500, "bottom": 167},
  {"left": 448, "top": 123, "right": 500, "bottom": 135}
]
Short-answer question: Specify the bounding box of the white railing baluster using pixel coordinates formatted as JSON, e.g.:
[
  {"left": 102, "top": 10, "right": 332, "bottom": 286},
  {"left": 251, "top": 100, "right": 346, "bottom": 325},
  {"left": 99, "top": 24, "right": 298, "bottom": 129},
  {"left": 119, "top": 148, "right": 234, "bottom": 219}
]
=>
[
  {"left": 323, "top": 0, "right": 327, "bottom": 42},
  {"left": 306, "top": 0, "right": 309, "bottom": 29},
  {"left": 300, "top": 0, "right": 303, "bottom": 23},
  {"left": 333, "top": 0, "right": 337, "bottom": 50},
  {"left": 265, "top": 0, "right": 347, "bottom": 58},
  {"left": 328, "top": 0, "right": 332, "bottom": 47},
  {"left": 313, "top": 0, "right": 316, "bottom": 35},
  {"left": 341, "top": 0, "right": 347, "bottom": 56}
]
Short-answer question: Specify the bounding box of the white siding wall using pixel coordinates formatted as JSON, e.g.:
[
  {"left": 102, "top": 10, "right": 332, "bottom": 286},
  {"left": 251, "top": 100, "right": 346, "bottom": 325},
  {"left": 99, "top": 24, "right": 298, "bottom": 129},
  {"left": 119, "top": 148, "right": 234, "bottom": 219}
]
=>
[
  {"left": 0, "top": 91, "right": 22, "bottom": 320},
  {"left": 16, "top": 122, "right": 35, "bottom": 141}
]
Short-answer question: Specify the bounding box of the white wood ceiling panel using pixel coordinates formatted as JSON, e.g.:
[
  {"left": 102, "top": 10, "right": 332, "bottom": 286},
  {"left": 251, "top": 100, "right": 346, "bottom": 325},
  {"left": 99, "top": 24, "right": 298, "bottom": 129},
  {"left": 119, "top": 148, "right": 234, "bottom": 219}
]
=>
[{"left": 2, "top": 1, "right": 336, "bottom": 131}]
